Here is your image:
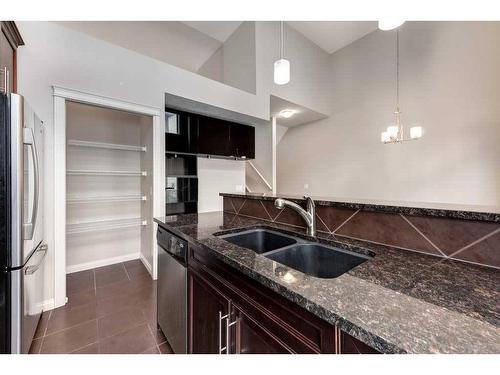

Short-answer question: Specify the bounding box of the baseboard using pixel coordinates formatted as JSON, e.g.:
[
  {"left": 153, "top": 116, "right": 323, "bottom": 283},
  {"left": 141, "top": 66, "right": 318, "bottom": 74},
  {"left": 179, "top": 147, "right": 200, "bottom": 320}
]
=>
[
  {"left": 66, "top": 252, "right": 140, "bottom": 274},
  {"left": 42, "top": 298, "right": 55, "bottom": 311},
  {"left": 140, "top": 252, "right": 153, "bottom": 276}
]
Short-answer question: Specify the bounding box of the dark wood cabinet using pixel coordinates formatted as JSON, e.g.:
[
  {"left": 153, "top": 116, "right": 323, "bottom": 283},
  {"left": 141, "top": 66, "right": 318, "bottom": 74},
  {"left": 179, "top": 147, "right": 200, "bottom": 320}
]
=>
[
  {"left": 232, "top": 305, "right": 292, "bottom": 354},
  {"left": 165, "top": 108, "right": 255, "bottom": 159},
  {"left": 165, "top": 109, "right": 197, "bottom": 154},
  {"left": 188, "top": 244, "right": 338, "bottom": 354},
  {"left": 0, "top": 22, "right": 24, "bottom": 94},
  {"left": 230, "top": 123, "right": 255, "bottom": 159},
  {"left": 189, "top": 273, "right": 230, "bottom": 354},
  {"left": 197, "top": 115, "right": 231, "bottom": 156},
  {"left": 339, "top": 330, "right": 379, "bottom": 354}
]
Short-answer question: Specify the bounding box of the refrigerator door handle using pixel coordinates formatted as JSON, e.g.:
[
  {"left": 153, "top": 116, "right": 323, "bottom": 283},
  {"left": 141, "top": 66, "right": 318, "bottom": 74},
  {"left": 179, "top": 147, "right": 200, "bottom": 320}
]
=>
[
  {"left": 24, "top": 243, "right": 48, "bottom": 275},
  {"left": 23, "top": 127, "right": 40, "bottom": 240}
]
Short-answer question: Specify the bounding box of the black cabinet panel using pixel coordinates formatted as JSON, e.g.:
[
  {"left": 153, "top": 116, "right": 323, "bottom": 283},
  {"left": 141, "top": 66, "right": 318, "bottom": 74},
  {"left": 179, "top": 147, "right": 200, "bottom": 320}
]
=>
[
  {"left": 230, "top": 123, "right": 255, "bottom": 159},
  {"left": 165, "top": 109, "right": 198, "bottom": 154},
  {"left": 197, "top": 115, "right": 231, "bottom": 156},
  {"left": 165, "top": 108, "right": 255, "bottom": 159}
]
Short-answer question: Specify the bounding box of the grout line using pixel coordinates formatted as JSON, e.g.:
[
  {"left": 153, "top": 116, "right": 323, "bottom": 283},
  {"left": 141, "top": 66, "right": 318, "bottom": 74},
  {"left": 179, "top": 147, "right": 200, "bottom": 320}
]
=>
[
  {"left": 400, "top": 214, "right": 447, "bottom": 257},
  {"left": 334, "top": 233, "right": 446, "bottom": 260},
  {"left": 272, "top": 206, "right": 286, "bottom": 223},
  {"left": 42, "top": 310, "right": 52, "bottom": 337},
  {"left": 69, "top": 340, "right": 100, "bottom": 354},
  {"left": 259, "top": 200, "right": 274, "bottom": 221},
  {"left": 228, "top": 198, "right": 237, "bottom": 213},
  {"left": 123, "top": 262, "right": 132, "bottom": 281},
  {"left": 332, "top": 209, "right": 360, "bottom": 234},
  {"left": 446, "top": 227, "right": 500, "bottom": 259},
  {"left": 315, "top": 213, "right": 332, "bottom": 234},
  {"left": 43, "top": 318, "right": 99, "bottom": 339}
]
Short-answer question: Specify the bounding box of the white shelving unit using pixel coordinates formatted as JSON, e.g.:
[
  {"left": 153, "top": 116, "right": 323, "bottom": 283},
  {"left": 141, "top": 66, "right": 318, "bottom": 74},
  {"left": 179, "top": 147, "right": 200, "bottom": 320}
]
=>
[
  {"left": 67, "top": 218, "right": 147, "bottom": 234},
  {"left": 65, "top": 101, "right": 154, "bottom": 274},
  {"left": 68, "top": 139, "right": 147, "bottom": 152},
  {"left": 67, "top": 195, "right": 147, "bottom": 204},
  {"left": 67, "top": 169, "right": 147, "bottom": 177}
]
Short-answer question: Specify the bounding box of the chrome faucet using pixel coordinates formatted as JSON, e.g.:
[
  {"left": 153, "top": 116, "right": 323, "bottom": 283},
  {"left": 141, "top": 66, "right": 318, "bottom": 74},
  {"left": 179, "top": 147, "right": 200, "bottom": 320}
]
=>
[{"left": 274, "top": 196, "right": 316, "bottom": 236}]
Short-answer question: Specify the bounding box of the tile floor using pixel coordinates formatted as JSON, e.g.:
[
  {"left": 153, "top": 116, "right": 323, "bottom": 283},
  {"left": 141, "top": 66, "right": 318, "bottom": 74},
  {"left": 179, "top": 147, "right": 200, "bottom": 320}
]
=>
[{"left": 29, "top": 260, "right": 173, "bottom": 354}]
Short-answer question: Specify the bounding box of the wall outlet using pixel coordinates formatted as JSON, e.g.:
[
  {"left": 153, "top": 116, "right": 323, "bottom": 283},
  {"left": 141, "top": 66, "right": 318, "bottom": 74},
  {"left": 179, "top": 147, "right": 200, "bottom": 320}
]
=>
[
  {"left": 235, "top": 185, "right": 244, "bottom": 192},
  {"left": 304, "top": 183, "right": 309, "bottom": 190}
]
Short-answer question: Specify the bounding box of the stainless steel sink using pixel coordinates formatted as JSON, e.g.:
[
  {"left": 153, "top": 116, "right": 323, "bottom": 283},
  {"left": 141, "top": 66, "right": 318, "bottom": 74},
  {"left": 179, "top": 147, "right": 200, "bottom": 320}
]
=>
[
  {"left": 218, "top": 228, "right": 298, "bottom": 254},
  {"left": 264, "top": 244, "right": 370, "bottom": 279}
]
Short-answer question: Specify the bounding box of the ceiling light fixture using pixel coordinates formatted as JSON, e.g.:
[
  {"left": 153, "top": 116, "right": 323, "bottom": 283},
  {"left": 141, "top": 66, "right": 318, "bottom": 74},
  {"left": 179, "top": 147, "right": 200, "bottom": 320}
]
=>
[
  {"left": 274, "top": 21, "right": 290, "bottom": 85},
  {"left": 378, "top": 20, "right": 405, "bottom": 31},
  {"left": 380, "top": 30, "right": 423, "bottom": 144},
  {"left": 279, "top": 109, "right": 295, "bottom": 118}
]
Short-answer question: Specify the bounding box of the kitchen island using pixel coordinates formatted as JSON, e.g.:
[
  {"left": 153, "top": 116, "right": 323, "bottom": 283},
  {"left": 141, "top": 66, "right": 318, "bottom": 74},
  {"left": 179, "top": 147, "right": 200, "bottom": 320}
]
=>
[{"left": 154, "top": 211, "right": 500, "bottom": 354}]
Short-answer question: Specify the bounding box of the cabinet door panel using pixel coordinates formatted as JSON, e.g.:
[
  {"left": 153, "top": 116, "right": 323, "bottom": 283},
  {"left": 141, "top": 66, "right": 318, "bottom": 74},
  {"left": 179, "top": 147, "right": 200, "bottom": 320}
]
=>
[
  {"left": 339, "top": 331, "right": 379, "bottom": 354},
  {"left": 0, "top": 30, "right": 14, "bottom": 93},
  {"left": 189, "top": 273, "right": 230, "bottom": 354},
  {"left": 197, "top": 116, "right": 230, "bottom": 156},
  {"left": 233, "top": 306, "right": 292, "bottom": 354},
  {"left": 230, "top": 124, "right": 255, "bottom": 159}
]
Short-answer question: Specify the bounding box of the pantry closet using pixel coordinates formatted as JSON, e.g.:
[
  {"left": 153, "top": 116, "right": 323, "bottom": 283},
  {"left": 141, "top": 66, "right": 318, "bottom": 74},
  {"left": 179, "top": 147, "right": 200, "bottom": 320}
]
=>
[{"left": 65, "top": 101, "right": 155, "bottom": 275}]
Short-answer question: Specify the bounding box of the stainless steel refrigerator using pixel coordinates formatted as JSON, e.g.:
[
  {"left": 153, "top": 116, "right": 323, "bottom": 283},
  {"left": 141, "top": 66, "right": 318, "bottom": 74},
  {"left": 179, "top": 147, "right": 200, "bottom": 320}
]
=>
[{"left": 0, "top": 92, "right": 46, "bottom": 354}]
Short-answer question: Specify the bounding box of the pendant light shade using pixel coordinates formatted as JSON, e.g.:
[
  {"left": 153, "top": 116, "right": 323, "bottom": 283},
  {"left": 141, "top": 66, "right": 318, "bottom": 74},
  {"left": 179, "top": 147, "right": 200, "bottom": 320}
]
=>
[
  {"left": 274, "top": 58, "right": 290, "bottom": 85},
  {"left": 274, "top": 21, "right": 290, "bottom": 85}
]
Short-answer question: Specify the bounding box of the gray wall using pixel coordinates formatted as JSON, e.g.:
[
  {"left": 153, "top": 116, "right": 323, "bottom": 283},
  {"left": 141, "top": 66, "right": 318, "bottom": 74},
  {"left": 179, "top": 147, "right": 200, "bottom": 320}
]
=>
[{"left": 277, "top": 22, "right": 500, "bottom": 207}]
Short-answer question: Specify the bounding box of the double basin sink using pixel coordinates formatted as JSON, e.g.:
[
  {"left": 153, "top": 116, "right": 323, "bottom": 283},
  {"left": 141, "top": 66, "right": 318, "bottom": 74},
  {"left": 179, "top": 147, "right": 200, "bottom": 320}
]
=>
[{"left": 218, "top": 228, "right": 370, "bottom": 279}]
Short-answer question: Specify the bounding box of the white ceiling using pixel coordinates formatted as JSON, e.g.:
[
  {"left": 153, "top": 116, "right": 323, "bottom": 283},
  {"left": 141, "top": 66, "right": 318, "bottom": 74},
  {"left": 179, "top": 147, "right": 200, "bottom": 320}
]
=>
[
  {"left": 183, "top": 21, "right": 378, "bottom": 55},
  {"left": 270, "top": 95, "right": 327, "bottom": 128},
  {"left": 182, "top": 21, "right": 243, "bottom": 43},
  {"left": 287, "top": 21, "right": 378, "bottom": 54}
]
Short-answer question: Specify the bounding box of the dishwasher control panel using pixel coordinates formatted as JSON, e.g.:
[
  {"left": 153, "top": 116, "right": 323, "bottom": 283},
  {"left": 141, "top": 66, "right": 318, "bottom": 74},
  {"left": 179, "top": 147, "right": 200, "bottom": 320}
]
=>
[{"left": 157, "top": 227, "right": 188, "bottom": 265}]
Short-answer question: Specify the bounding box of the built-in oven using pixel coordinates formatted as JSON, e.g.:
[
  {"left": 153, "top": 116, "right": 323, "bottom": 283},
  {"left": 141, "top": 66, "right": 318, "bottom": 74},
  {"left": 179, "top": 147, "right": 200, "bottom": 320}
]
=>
[{"left": 157, "top": 227, "right": 188, "bottom": 354}]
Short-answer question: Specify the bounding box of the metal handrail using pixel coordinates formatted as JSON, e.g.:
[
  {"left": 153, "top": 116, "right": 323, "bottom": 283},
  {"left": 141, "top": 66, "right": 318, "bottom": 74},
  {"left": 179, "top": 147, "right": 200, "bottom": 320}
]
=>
[{"left": 246, "top": 161, "right": 273, "bottom": 191}]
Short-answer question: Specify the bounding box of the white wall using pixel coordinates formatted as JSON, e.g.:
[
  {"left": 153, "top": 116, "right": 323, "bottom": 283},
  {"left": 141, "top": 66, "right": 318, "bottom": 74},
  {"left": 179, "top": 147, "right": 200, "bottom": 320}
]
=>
[
  {"left": 54, "top": 21, "right": 222, "bottom": 74},
  {"left": 16, "top": 21, "right": 268, "bottom": 306},
  {"left": 277, "top": 22, "right": 500, "bottom": 207},
  {"left": 197, "top": 158, "right": 245, "bottom": 213}
]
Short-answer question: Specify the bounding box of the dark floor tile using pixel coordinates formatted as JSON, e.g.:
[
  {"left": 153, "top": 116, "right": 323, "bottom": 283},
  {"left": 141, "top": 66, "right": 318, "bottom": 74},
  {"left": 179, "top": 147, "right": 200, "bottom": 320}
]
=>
[
  {"left": 149, "top": 324, "right": 167, "bottom": 345},
  {"left": 125, "top": 263, "right": 150, "bottom": 279},
  {"left": 33, "top": 311, "right": 51, "bottom": 339},
  {"left": 141, "top": 346, "right": 160, "bottom": 354},
  {"left": 67, "top": 270, "right": 94, "bottom": 295},
  {"left": 94, "top": 265, "right": 128, "bottom": 288},
  {"left": 46, "top": 303, "right": 97, "bottom": 335},
  {"left": 98, "top": 307, "right": 146, "bottom": 339},
  {"left": 99, "top": 324, "right": 156, "bottom": 354},
  {"left": 29, "top": 338, "right": 42, "bottom": 354},
  {"left": 40, "top": 320, "right": 98, "bottom": 354},
  {"left": 71, "top": 342, "right": 99, "bottom": 354},
  {"left": 95, "top": 293, "right": 140, "bottom": 318},
  {"left": 158, "top": 341, "right": 173, "bottom": 354},
  {"left": 67, "top": 288, "right": 96, "bottom": 309}
]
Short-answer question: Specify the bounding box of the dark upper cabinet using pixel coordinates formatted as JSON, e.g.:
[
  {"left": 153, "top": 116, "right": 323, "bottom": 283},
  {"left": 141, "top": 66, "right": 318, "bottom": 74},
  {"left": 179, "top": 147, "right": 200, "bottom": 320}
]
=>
[
  {"left": 196, "top": 115, "right": 231, "bottom": 156},
  {"left": 0, "top": 22, "right": 24, "bottom": 94},
  {"left": 230, "top": 123, "right": 255, "bottom": 159},
  {"left": 165, "top": 109, "right": 198, "bottom": 154},
  {"left": 165, "top": 108, "right": 255, "bottom": 159}
]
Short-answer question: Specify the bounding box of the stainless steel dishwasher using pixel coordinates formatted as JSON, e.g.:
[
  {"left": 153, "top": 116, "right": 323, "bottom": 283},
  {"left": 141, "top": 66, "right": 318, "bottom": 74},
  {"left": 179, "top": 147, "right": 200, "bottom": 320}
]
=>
[{"left": 157, "top": 227, "right": 188, "bottom": 354}]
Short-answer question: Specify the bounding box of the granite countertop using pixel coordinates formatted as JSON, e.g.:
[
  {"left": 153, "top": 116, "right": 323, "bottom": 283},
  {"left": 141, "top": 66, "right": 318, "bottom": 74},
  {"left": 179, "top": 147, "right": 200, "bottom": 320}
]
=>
[
  {"left": 220, "top": 192, "right": 500, "bottom": 222},
  {"left": 154, "top": 212, "right": 500, "bottom": 354}
]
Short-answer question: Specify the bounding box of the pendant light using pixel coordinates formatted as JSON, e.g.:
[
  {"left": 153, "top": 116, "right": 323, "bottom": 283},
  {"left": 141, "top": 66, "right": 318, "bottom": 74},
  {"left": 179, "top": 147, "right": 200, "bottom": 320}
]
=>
[
  {"left": 274, "top": 21, "right": 290, "bottom": 85},
  {"left": 380, "top": 29, "right": 423, "bottom": 144}
]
